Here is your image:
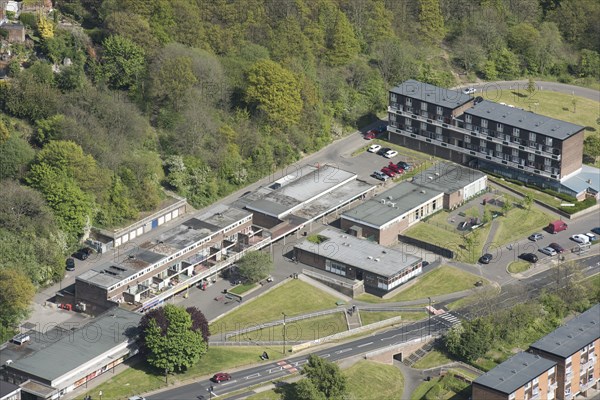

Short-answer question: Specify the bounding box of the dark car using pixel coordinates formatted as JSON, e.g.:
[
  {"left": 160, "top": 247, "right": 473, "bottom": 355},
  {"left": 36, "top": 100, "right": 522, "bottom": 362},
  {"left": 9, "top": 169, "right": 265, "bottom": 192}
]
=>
[
  {"left": 376, "top": 124, "right": 387, "bottom": 133},
  {"left": 73, "top": 247, "right": 93, "bottom": 260},
  {"left": 377, "top": 147, "right": 391, "bottom": 156},
  {"left": 66, "top": 258, "right": 75, "bottom": 271},
  {"left": 520, "top": 253, "right": 538, "bottom": 263},
  {"left": 396, "top": 161, "right": 412, "bottom": 170},
  {"left": 211, "top": 373, "right": 231, "bottom": 383},
  {"left": 592, "top": 227, "right": 600, "bottom": 235},
  {"left": 548, "top": 242, "right": 565, "bottom": 254},
  {"left": 479, "top": 253, "right": 493, "bottom": 264},
  {"left": 421, "top": 261, "right": 430, "bottom": 267}
]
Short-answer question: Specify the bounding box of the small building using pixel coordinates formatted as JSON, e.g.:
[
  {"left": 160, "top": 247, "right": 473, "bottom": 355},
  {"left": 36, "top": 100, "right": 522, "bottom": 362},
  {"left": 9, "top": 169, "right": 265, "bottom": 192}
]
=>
[
  {"left": 528, "top": 304, "right": 600, "bottom": 400},
  {"left": 473, "top": 352, "right": 558, "bottom": 400},
  {"left": 1, "top": 23, "right": 25, "bottom": 43},
  {"left": 294, "top": 228, "right": 423, "bottom": 295},
  {"left": 560, "top": 165, "right": 600, "bottom": 201},
  {"left": 1, "top": 308, "right": 141, "bottom": 400}
]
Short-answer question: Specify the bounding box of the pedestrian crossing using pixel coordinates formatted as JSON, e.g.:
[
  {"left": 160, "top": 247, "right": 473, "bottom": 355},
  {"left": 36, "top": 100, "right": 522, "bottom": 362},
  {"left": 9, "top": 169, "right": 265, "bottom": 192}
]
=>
[{"left": 435, "top": 312, "right": 461, "bottom": 327}]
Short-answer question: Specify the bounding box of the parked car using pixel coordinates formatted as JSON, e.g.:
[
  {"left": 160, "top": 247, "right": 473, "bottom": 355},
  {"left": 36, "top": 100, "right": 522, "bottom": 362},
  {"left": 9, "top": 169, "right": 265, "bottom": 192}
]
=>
[
  {"left": 377, "top": 147, "right": 391, "bottom": 156},
  {"left": 421, "top": 261, "right": 430, "bottom": 267},
  {"left": 591, "top": 227, "right": 600, "bottom": 235},
  {"left": 364, "top": 130, "right": 377, "bottom": 140},
  {"left": 73, "top": 247, "right": 93, "bottom": 261},
  {"left": 479, "top": 253, "right": 493, "bottom": 264},
  {"left": 387, "top": 162, "right": 404, "bottom": 174},
  {"left": 383, "top": 149, "right": 398, "bottom": 159},
  {"left": 212, "top": 373, "right": 232, "bottom": 383},
  {"left": 463, "top": 87, "right": 476, "bottom": 95},
  {"left": 66, "top": 257, "right": 75, "bottom": 271},
  {"left": 546, "top": 220, "right": 568, "bottom": 234},
  {"left": 128, "top": 396, "right": 147, "bottom": 400},
  {"left": 528, "top": 233, "right": 544, "bottom": 241},
  {"left": 372, "top": 171, "right": 390, "bottom": 181},
  {"left": 368, "top": 144, "right": 382, "bottom": 153},
  {"left": 381, "top": 167, "right": 396, "bottom": 178},
  {"left": 540, "top": 247, "right": 557, "bottom": 256},
  {"left": 520, "top": 253, "right": 538, "bottom": 263},
  {"left": 396, "top": 161, "right": 412, "bottom": 170},
  {"left": 571, "top": 234, "right": 590, "bottom": 244},
  {"left": 548, "top": 243, "right": 565, "bottom": 253},
  {"left": 376, "top": 124, "right": 387, "bottom": 133},
  {"left": 585, "top": 232, "right": 596, "bottom": 241}
]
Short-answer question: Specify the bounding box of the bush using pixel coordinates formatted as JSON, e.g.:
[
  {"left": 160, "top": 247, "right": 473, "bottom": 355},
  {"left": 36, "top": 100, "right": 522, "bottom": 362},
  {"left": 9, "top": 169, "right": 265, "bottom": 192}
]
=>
[
  {"left": 425, "top": 383, "right": 443, "bottom": 400},
  {"left": 19, "top": 13, "right": 36, "bottom": 28},
  {"left": 558, "top": 197, "right": 596, "bottom": 214}
]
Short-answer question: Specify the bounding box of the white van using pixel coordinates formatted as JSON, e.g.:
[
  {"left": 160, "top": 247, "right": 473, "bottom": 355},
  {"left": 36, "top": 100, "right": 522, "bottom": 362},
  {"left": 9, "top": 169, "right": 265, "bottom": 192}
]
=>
[
  {"left": 571, "top": 234, "right": 590, "bottom": 244},
  {"left": 12, "top": 333, "right": 30, "bottom": 345}
]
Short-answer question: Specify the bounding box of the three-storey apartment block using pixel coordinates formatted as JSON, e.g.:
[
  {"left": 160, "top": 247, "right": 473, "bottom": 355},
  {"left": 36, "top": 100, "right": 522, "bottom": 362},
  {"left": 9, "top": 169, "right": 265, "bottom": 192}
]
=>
[
  {"left": 387, "top": 80, "right": 588, "bottom": 198},
  {"left": 529, "top": 304, "right": 600, "bottom": 400}
]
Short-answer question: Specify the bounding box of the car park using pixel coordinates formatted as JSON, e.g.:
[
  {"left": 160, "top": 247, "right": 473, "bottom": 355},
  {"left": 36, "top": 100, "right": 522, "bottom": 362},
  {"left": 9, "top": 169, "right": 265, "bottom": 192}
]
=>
[
  {"left": 368, "top": 144, "right": 381, "bottom": 153},
  {"left": 571, "top": 234, "right": 590, "bottom": 244},
  {"left": 520, "top": 253, "right": 538, "bottom": 263},
  {"left": 212, "top": 372, "right": 232, "bottom": 383},
  {"left": 66, "top": 257, "right": 75, "bottom": 271},
  {"left": 372, "top": 171, "right": 390, "bottom": 181},
  {"left": 479, "top": 253, "right": 493, "bottom": 264},
  {"left": 383, "top": 149, "right": 398, "bottom": 159},
  {"left": 381, "top": 167, "right": 396, "bottom": 178},
  {"left": 73, "top": 247, "right": 93, "bottom": 261},
  {"left": 463, "top": 87, "right": 476, "bottom": 95},
  {"left": 364, "top": 130, "right": 377, "bottom": 139},
  {"left": 540, "top": 247, "right": 557, "bottom": 256},
  {"left": 377, "top": 147, "right": 391, "bottom": 156},
  {"left": 386, "top": 162, "right": 404, "bottom": 174},
  {"left": 528, "top": 233, "right": 544, "bottom": 241},
  {"left": 548, "top": 243, "right": 565, "bottom": 253}
]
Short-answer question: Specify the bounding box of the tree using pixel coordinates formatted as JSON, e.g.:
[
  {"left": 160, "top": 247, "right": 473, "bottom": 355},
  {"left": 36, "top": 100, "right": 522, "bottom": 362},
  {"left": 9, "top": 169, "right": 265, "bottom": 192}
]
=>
[
  {"left": 245, "top": 60, "right": 303, "bottom": 128},
  {"left": 482, "top": 206, "right": 492, "bottom": 225},
  {"left": 579, "top": 49, "right": 600, "bottom": 78},
  {"left": 149, "top": 54, "right": 197, "bottom": 111},
  {"left": 323, "top": 8, "right": 360, "bottom": 67},
  {"left": 521, "top": 193, "right": 534, "bottom": 210},
  {"left": 526, "top": 77, "right": 536, "bottom": 98},
  {"left": 237, "top": 251, "right": 273, "bottom": 283},
  {"left": 418, "top": 0, "right": 446, "bottom": 46},
  {"left": 501, "top": 194, "right": 513, "bottom": 215},
  {"left": 0, "top": 269, "right": 35, "bottom": 334},
  {"left": 583, "top": 134, "right": 600, "bottom": 163},
  {"left": 493, "top": 48, "right": 521, "bottom": 79},
  {"left": 301, "top": 355, "right": 347, "bottom": 400},
  {"left": 101, "top": 35, "right": 146, "bottom": 90},
  {"left": 37, "top": 13, "right": 54, "bottom": 39},
  {"left": 139, "top": 304, "right": 208, "bottom": 373},
  {"left": 0, "top": 132, "right": 35, "bottom": 180},
  {"left": 293, "top": 379, "right": 326, "bottom": 400}
]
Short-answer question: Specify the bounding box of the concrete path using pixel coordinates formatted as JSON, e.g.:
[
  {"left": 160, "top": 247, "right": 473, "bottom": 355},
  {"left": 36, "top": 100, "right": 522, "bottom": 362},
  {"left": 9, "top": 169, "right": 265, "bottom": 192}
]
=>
[
  {"left": 345, "top": 308, "right": 362, "bottom": 330},
  {"left": 395, "top": 360, "right": 428, "bottom": 400}
]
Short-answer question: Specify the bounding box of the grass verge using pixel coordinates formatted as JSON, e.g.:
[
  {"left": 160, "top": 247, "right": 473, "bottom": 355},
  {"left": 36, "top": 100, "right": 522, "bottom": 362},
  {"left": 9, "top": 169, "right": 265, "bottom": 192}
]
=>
[
  {"left": 412, "top": 350, "right": 454, "bottom": 369},
  {"left": 344, "top": 360, "right": 405, "bottom": 400},
  {"left": 492, "top": 207, "right": 554, "bottom": 246},
  {"left": 356, "top": 266, "right": 487, "bottom": 303},
  {"left": 508, "top": 260, "right": 531, "bottom": 274},
  {"left": 210, "top": 280, "right": 340, "bottom": 334},
  {"left": 411, "top": 373, "right": 471, "bottom": 400},
  {"left": 229, "top": 282, "right": 258, "bottom": 295}
]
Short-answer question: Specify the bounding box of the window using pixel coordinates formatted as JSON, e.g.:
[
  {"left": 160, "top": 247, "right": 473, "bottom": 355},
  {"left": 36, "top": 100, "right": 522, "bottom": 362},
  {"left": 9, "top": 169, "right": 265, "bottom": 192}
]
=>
[
  {"left": 421, "top": 122, "right": 427, "bottom": 131},
  {"left": 405, "top": 98, "right": 412, "bottom": 106},
  {"left": 465, "top": 114, "right": 472, "bottom": 123},
  {"left": 497, "top": 123, "right": 503, "bottom": 132},
  {"left": 528, "top": 153, "right": 535, "bottom": 161},
  {"left": 436, "top": 106, "right": 443, "bottom": 115},
  {"left": 325, "top": 260, "right": 346, "bottom": 276},
  {"left": 512, "top": 148, "right": 519, "bottom": 157},
  {"left": 421, "top": 101, "right": 428, "bottom": 111},
  {"left": 496, "top": 144, "right": 502, "bottom": 152},
  {"left": 432, "top": 199, "right": 437, "bottom": 210},
  {"left": 464, "top": 135, "right": 471, "bottom": 143},
  {"left": 481, "top": 119, "right": 488, "bottom": 128},
  {"left": 509, "top": 393, "right": 516, "bottom": 400},
  {"left": 546, "top": 137, "right": 553, "bottom": 146},
  {"left": 545, "top": 158, "right": 551, "bottom": 166},
  {"left": 436, "top": 126, "right": 442, "bottom": 134},
  {"left": 391, "top": 93, "right": 397, "bottom": 102},
  {"left": 529, "top": 132, "right": 536, "bottom": 141},
  {"left": 513, "top": 128, "right": 520, "bottom": 136},
  {"left": 405, "top": 117, "right": 411, "bottom": 126}
]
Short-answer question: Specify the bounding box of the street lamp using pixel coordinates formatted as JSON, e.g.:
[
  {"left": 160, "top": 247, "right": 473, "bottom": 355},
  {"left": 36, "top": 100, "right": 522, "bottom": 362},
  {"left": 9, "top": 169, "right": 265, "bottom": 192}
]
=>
[
  {"left": 99, "top": 391, "right": 103, "bottom": 400},
  {"left": 208, "top": 385, "right": 214, "bottom": 400},
  {"left": 428, "top": 297, "right": 432, "bottom": 337},
  {"left": 282, "top": 312, "right": 287, "bottom": 355}
]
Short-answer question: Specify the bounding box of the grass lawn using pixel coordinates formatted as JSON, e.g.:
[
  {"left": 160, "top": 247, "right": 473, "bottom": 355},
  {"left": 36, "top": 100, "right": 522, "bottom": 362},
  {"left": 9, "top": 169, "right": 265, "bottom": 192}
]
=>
[
  {"left": 411, "top": 373, "right": 471, "bottom": 400},
  {"left": 357, "top": 266, "right": 487, "bottom": 303},
  {"left": 210, "top": 280, "right": 340, "bottom": 334},
  {"left": 482, "top": 89, "right": 599, "bottom": 138},
  {"left": 412, "top": 350, "right": 454, "bottom": 369},
  {"left": 344, "top": 360, "right": 405, "bottom": 400},
  {"left": 489, "top": 177, "right": 564, "bottom": 208},
  {"left": 228, "top": 313, "right": 347, "bottom": 342},
  {"left": 79, "top": 347, "right": 286, "bottom": 400},
  {"left": 229, "top": 282, "right": 258, "bottom": 295},
  {"left": 508, "top": 260, "right": 531, "bottom": 274},
  {"left": 492, "top": 207, "right": 554, "bottom": 246},
  {"left": 360, "top": 311, "right": 428, "bottom": 326}
]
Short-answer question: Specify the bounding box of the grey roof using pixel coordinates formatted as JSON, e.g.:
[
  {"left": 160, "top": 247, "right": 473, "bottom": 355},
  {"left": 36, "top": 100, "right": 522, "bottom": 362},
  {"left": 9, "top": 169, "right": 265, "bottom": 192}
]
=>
[
  {"left": 0, "top": 381, "right": 20, "bottom": 398},
  {"left": 411, "top": 162, "right": 486, "bottom": 194},
  {"left": 529, "top": 304, "right": 600, "bottom": 358},
  {"left": 465, "top": 100, "right": 584, "bottom": 140},
  {"left": 561, "top": 165, "right": 600, "bottom": 195},
  {"left": 245, "top": 165, "right": 357, "bottom": 218},
  {"left": 294, "top": 228, "right": 422, "bottom": 278},
  {"left": 474, "top": 352, "right": 556, "bottom": 395},
  {"left": 390, "top": 79, "right": 474, "bottom": 109},
  {"left": 7, "top": 308, "right": 141, "bottom": 384},
  {"left": 342, "top": 182, "right": 443, "bottom": 228},
  {"left": 78, "top": 205, "right": 251, "bottom": 289}
]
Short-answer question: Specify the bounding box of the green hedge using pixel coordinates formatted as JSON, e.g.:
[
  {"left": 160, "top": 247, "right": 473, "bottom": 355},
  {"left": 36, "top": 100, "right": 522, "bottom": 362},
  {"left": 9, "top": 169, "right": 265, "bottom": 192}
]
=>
[{"left": 558, "top": 197, "right": 597, "bottom": 214}]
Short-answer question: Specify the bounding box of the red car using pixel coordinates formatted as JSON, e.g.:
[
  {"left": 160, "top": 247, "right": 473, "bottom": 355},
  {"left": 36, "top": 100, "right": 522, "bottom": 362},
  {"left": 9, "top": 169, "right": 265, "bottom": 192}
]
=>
[
  {"left": 212, "top": 373, "right": 232, "bottom": 383},
  {"left": 381, "top": 167, "right": 396, "bottom": 178},
  {"left": 387, "top": 162, "right": 404, "bottom": 174},
  {"left": 364, "top": 129, "right": 377, "bottom": 140}
]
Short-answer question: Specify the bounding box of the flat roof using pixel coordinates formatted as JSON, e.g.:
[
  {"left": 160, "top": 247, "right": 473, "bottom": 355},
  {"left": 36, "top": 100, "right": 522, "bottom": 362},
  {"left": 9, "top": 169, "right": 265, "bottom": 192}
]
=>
[
  {"left": 390, "top": 79, "right": 474, "bottom": 110},
  {"left": 342, "top": 182, "right": 443, "bottom": 228},
  {"left": 465, "top": 99, "right": 584, "bottom": 140},
  {"left": 294, "top": 228, "right": 422, "bottom": 278},
  {"left": 474, "top": 352, "right": 556, "bottom": 395},
  {"left": 7, "top": 308, "right": 141, "bottom": 384},
  {"left": 78, "top": 205, "right": 251, "bottom": 289},
  {"left": 0, "top": 381, "right": 20, "bottom": 398},
  {"left": 529, "top": 304, "right": 600, "bottom": 358},
  {"left": 561, "top": 164, "right": 600, "bottom": 195},
  {"left": 244, "top": 165, "right": 357, "bottom": 219},
  {"left": 411, "top": 162, "right": 486, "bottom": 194}
]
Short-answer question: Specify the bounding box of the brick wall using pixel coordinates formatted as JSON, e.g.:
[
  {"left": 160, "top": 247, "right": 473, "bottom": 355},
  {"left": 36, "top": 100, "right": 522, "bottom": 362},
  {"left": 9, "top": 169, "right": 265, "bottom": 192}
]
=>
[{"left": 560, "top": 130, "right": 584, "bottom": 177}]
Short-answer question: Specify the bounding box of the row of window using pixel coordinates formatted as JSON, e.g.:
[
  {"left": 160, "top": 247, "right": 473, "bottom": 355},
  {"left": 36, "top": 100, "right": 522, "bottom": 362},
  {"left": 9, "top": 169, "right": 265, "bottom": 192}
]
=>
[
  {"left": 325, "top": 260, "right": 346, "bottom": 277},
  {"left": 464, "top": 115, "right": 553, "bottom": 145}
]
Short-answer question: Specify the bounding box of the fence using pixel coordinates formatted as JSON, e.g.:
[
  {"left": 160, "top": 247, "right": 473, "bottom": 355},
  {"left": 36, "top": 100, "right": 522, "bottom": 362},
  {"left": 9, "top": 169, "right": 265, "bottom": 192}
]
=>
[{"left": 398, "top": 235, "right": 455, "bottom": 259}]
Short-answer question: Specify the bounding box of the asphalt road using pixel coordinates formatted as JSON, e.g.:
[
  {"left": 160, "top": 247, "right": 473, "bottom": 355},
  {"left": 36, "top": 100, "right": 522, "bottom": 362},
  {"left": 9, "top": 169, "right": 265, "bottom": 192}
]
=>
[{"left": 147, "top": 255, "right": 600, "bottom": 400}]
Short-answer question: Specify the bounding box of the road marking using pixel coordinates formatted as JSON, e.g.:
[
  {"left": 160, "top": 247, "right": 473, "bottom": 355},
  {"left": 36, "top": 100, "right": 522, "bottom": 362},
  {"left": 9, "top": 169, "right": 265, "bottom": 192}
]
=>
[
  {"left": 294, "top": 360, "right": 308, "bottom": 367},
  {"left": 268, "top": 367, "right": 282, "bottom": 373},
  {"left": 221, "top": 380, "right": 237, "bottom": 386},
  {"left": 245, "top": 373, "right": 260, "bottom": 379},
  {"left": 335, "top": 348, "right": 352, "bottom": 354},
  {"left": 357, "top": 342, "right": 373, "bottom": 348},
  {"left": 321, "top": 353, "right": 330, "bottom": 358}
]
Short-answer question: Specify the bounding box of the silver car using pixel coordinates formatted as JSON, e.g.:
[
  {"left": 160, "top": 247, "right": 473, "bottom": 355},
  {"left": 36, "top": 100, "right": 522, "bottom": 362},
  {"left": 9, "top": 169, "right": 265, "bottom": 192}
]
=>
[{"left": 540, "top": 247, "right": 557, "bottom": 256}]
